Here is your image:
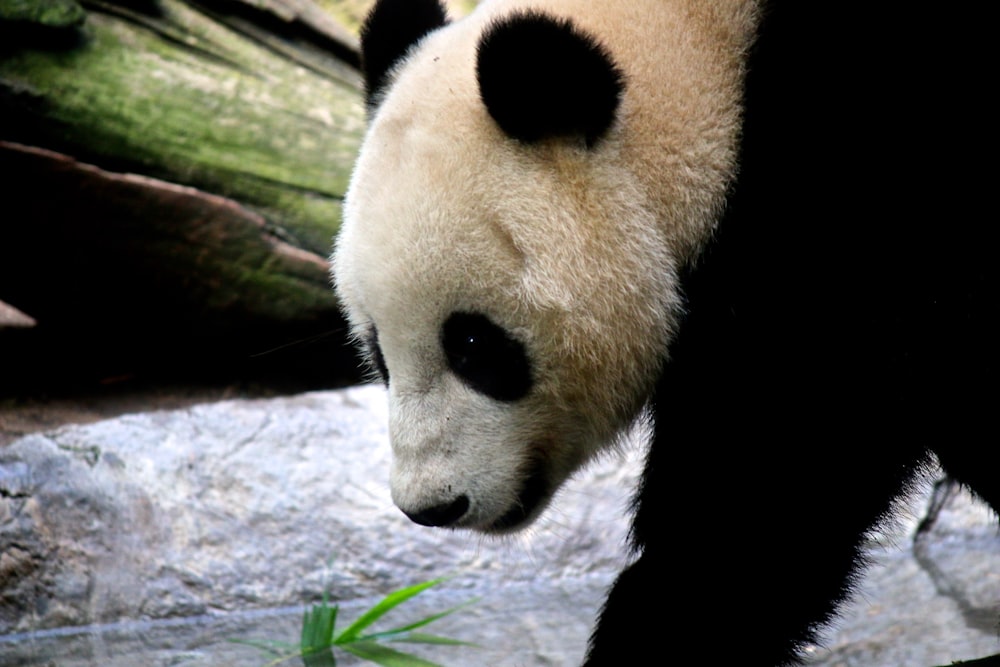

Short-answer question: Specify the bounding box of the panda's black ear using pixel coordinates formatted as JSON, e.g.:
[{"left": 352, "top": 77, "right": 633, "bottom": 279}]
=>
[
  {"left": 476, "top": 12, "right": 625, "bottom": 147},
  {"left": 360, "top": 0, "right": 449, "bottom": 113}
]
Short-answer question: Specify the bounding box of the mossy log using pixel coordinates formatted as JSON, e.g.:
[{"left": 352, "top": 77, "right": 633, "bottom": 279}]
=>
[
  {"left": 0, "top": 0, "right": 370, "bottom": 392},
  {"left": 1, "top": 0, "right": 366, "bottom": 253}
]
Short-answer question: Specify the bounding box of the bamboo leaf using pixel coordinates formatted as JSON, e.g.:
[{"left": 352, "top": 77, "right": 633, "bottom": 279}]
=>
[
  {"left": 359, "top": 599, "right": 479, "bottom": 642},
  {"left": 301, "top": 648, "right": 338, "bottom": 667},
  {"left": 333, "top": 579, "right": 443, "bottom": 645},
  {"left": 301, "top": 600, "right": 338, "bottom": 652},
  {"left": 386, "top": 632, "right": 477, "bottom": 647},
  {"left": 341, "top": 640, "right": 443, "bottom": 667}
]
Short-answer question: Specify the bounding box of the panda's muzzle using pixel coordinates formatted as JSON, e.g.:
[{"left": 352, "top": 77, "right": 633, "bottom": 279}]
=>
[
  {"left": 398, "top": 465, "right": 549, "bottom": 531},
  {"left": 488, "top": 466, "right": 548, "bottom": 532},
  {"left": 402, "top": 494, "right": 470, "bottom": 528}
]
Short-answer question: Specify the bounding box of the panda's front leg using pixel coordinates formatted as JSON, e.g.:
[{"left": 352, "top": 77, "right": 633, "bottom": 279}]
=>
[
  {"left": 583, "top": 549, "right": 662, "bottom": 666},
  {"left": 583, "top": 357, "right": 934, "bottom": 666},
  {"left": 583, "top": 468, "right": 878, "bottom": 667}
]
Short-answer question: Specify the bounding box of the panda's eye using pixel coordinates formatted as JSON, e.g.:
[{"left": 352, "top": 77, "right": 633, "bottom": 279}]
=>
[
  {"left": 364, "top": 326, "right": 389, "bottom": 385},
  {"left": 442, "top": 312, "right": 532, "bottom": 401}
]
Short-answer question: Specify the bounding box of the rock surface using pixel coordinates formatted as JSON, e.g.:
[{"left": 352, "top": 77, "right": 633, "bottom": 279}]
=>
[
  {"left": 0, "top": 385, "right": 639, "bottom": 666},
  {"left": 804, "top": 482, "right": 1000, "bottom": 667},
  {"left": 0, "top": 385, "right": 997, "bottom": 666}
]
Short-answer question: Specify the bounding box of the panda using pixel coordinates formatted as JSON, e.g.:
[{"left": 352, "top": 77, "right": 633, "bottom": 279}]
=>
[{"left": 332, "top": 0, "right": 999, "bottom": 665}]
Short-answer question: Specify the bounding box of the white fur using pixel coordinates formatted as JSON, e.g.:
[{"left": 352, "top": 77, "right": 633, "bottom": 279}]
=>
[{"left": 333, "top": 0, "right": 757, "bottom": 531}]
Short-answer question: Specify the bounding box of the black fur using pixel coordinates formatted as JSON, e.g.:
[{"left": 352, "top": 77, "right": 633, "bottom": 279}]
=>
[
  {"left": 355, "top": 0, "right": 998, "bottom": 664},
  {"left": 364, "top": 326, "right": 389, "bottom": 384},
  {"left": 586, "top": 2, "right": 998, "bottom": 665},
  {"left": 476, "top": 12, "right": 625, "bottom": 147},
  {"left": 442, "top": 312, "right": 533, "bottom": 402},
  {"left": 359, "top": 0, "right": 448, "bottom": 113}
]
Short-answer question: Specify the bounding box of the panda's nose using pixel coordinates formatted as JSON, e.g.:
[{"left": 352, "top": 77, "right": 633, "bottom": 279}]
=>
[{"left": 402, "top": 495, "right": 470, "bottom": 527}]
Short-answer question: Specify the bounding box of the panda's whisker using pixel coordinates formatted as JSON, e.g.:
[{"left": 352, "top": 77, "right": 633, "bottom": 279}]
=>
[{"left": 248, "top": 326, "right": 350, "bottom": 357}]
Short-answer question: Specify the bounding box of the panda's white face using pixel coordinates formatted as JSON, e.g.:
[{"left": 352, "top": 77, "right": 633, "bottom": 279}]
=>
[
  {"left": 335, "top": 86, "right": 675, "bottom": 530},
  {"left": 333, "top": 0, "right": 751, "bottom": 532}
]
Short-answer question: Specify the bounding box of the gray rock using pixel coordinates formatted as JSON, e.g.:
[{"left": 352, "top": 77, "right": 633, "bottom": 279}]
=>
[
  {"left": 0, "top": 385, "right": 639, "bottom": 665},
  {"left": 805, "top": 482, "right": 1000, "bottom": 667},
  {"left": 1, "top": 385, "right": 997, "bottom": 667}
]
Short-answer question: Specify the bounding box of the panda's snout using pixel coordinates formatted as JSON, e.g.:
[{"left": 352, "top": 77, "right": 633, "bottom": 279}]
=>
[{"left": 401, "top": 494, "right": 470, "bottom": 527}]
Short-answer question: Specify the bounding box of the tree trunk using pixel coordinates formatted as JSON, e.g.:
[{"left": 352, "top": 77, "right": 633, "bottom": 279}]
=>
[{"left": 0, "top": 0, "right": 369, "bottom": 393}]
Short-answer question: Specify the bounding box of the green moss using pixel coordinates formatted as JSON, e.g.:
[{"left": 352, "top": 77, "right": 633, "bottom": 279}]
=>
[
  {"left": 0, "top": 0, "right": 85, "bottom": 28},
  {"left": 0, "top": 0, "right": 364, "bottom": 241},
  {"left": 314, "top": 0, "right": 368, "bottom": 32}
]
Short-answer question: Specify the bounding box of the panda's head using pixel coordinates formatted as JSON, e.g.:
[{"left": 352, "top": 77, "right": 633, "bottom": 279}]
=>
[{"left": 334, "top": 0, "right": 748, "bottom": 532}]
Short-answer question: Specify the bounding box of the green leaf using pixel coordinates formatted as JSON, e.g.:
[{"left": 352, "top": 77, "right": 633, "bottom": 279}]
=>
[
  {"left": 334, "top": 579, "right": 444, "bottom": 645},
  {"left": 387, "top": 632, "right": 477, "bottom": 647},
  {"left": 301, "top": 648, "right": 338, "bottom": 667},
  {"left": 360, "top": 598, "right": 480, "bottom": 642},
  {"left": 341, "top": 640, "right": 444, "bottom": 667},
  {"left": 302, "top": 600, "right": 339, "bottom": 652},
  {"left": 233, "top": 574, "right": 476, "bottom": 667}
]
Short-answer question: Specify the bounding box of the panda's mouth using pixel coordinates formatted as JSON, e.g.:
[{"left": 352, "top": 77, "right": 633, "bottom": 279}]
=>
[{"left": 486, "top": 465, "right": 550, "bottom": 532}]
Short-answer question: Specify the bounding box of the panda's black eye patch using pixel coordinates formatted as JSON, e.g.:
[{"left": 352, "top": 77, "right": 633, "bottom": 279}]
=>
[
  {"left": 442, "top": 312, "right": 532, "bottom": 402},
  {"left": 364, "top": 326, "right": 389, "bottom": 385}
]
